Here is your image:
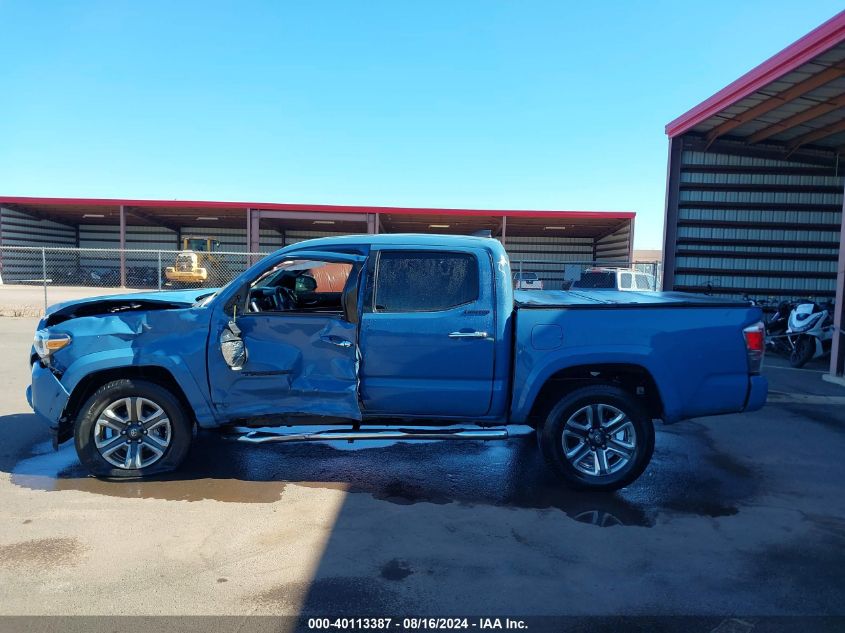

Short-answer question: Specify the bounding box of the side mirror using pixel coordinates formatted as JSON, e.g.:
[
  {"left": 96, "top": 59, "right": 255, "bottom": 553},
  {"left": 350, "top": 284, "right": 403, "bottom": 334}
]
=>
[
  {"left": 224, "top": 284, "right": 249, "bottom": 317},
  {"left": 220, "top": 321, "right": 247, "bottom": 369}
]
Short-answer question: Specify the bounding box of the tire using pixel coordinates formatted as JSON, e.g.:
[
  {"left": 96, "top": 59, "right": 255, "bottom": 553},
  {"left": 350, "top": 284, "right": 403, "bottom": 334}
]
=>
[
  {"left": 538, "top": 384, "right": 655, "bottom": 491},
  {"left": 789, "top": 336, "right": 815, "bottom": 368},
  {"left": 74, "top": 379, "right": 192, "bottom": 478}
]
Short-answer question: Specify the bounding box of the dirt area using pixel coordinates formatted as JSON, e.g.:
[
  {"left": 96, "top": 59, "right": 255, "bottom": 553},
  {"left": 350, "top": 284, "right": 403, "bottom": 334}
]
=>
[{"left": 0, "top": 285, "right": 160, "bottom": 317}]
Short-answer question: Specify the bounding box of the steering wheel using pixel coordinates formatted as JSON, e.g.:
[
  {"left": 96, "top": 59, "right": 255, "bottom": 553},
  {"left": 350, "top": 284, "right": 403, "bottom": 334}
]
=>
[{"left": 275, "top": 286, "right": 298, "bottom": 311}]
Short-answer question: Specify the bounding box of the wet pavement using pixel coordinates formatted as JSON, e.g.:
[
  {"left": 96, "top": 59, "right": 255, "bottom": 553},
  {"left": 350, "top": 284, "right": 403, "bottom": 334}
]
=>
[
  {"left": 1, "top": 317, "right": 845, "bottom": 619},
  {"left": 10, "top": 420, "right": 751, "bottom": 528}
]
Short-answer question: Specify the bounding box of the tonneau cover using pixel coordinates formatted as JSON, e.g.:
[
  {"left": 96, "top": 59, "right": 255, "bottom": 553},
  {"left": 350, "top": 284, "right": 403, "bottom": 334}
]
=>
[{"left": 514, "top": 289, "right": 751, "bottom": 309}]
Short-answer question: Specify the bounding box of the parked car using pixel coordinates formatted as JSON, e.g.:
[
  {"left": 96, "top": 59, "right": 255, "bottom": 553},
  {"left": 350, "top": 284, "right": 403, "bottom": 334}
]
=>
[
  {"left": 51, "top": 266, "right": 120, "bottom": 287},
  {"left": 27, "top": 235, "right": 766, "bottom": 490},
  {"left": 571, "top": 267, "right": 656, "bottom": 291},
  {"left": 126, "top": 266, "right": 161, "bottom": 289},
  {"left": 513, "top": 272, "right": 544, "bottom": 290}
]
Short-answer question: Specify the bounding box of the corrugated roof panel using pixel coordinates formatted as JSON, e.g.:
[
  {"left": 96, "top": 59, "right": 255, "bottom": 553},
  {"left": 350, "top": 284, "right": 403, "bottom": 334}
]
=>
[
  {"left": 771, "top": 107, "right": 845, "bottom": 141},
  {"left": 808, "top": 42, "right": 845, "bottom": 64}
]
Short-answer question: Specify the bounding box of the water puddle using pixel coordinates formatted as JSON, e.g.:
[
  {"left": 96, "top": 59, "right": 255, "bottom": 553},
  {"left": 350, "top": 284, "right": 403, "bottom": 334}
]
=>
[{"left": 10, "top": 422, "right": 756, "bottom": 528}]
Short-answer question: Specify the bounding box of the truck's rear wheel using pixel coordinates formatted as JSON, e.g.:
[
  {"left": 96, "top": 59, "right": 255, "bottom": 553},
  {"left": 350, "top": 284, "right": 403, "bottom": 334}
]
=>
[
  {"left": 74, "top": 379, "right": 192, "bottom": 478},
  {"left": 539, "top": 385, "right": 654, "bottom": 491}
]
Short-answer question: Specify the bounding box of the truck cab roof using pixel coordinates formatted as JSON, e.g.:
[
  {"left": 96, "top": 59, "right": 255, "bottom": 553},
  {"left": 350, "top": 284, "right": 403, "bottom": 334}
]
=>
[{"left": 283, "top": 233, "right": 506, "bottom": 254}]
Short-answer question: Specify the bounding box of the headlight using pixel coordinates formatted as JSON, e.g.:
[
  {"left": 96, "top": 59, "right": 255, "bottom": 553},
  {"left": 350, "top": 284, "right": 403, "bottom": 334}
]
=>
[{"left": 33, "top": 329, "right": 71, "bottom": 360}]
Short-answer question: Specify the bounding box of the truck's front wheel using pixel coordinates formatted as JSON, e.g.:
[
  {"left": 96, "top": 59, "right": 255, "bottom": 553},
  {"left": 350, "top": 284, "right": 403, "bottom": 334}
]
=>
[
  {"left": 74, "top": 379, "right": 193, "bottom": 478},
  {"left": 539, "top": 385, "right": 654, "bottom": 491}
]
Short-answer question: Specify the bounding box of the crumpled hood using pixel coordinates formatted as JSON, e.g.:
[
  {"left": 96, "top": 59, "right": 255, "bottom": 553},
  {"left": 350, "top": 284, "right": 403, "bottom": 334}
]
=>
[{"left": 43, "top": 288, "right": 220, "bottom": 325}]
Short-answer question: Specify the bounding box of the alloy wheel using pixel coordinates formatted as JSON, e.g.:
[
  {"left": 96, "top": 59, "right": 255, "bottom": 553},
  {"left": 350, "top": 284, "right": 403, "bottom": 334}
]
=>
[
  {"left": 93, "top": 397, "right": 172, "bottom": 469},
  {"left": 561, "top": 403, "right": 637, "bottom": 477}
]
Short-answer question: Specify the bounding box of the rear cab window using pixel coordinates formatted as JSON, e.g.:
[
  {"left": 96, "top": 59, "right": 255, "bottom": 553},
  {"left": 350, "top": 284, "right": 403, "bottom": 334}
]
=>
[{"left": 373, "top": 251, "right": 479, "bottom": 312}]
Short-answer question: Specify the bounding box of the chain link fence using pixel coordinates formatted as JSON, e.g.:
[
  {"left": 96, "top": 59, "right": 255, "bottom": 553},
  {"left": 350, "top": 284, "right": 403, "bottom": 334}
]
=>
[
  {"left": 0, "top": 246, "right": 271, "bottom": 313},
  {"left": 511, "top": 259, "right": 662, "bottom": 291},
  {"left": 0, "top": 246, "right": 664, "bottom": 314}
]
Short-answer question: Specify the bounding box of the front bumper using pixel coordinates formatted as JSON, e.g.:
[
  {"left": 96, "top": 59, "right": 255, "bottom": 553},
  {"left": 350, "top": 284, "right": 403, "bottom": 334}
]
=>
[
  {"left": 28, "top": 362, "right": 72, "bottom": 446},
  {"left": 743, "top": 375, "right": 768, "bottom": 412}
]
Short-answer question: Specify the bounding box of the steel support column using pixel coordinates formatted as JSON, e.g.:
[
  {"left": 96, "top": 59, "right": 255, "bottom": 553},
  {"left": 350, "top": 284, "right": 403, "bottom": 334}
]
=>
[
  {"left": 501, "top": 215, "right": 507, "bottom": 247},
  {"left": 119, "top": 204, "right": 127, "bottom": 287},
  {"left": 248, "top": 208, "right": 261, "bottom": 254},
  {"left": 366, "top": 213, "right": 376, "bottom": 234},
  {"left": 661, "top": 137, "right": 682, "bottom": 290},
  {"left": 830, "top": 192, "right": 845, "bottom": 378}
]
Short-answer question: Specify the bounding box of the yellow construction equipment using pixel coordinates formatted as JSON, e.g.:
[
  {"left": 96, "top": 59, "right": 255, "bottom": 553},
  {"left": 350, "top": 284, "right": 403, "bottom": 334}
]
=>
[{"left": 165, "top": 237, "right": 225, "bottom": 286}]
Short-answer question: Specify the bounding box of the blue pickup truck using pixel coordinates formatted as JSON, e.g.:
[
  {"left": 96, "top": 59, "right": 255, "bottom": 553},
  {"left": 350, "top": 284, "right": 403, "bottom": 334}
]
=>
[{"left": 28, "top": 234, "right": 767, "bottom": 490}]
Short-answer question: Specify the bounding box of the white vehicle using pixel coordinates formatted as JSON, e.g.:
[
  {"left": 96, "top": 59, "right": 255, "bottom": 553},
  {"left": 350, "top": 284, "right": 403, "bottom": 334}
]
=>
[
  {"left": 570, "top": 268, "right": 656, "bottom": 292},
  {"left": 513, "top": 272, "right": 544, "bottom": 290},
  {"left": 786, "top": 301, "right": 834, "bottom": 368}
]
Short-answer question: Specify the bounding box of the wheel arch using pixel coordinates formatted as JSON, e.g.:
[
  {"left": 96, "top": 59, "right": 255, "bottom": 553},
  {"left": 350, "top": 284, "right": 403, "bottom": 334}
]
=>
[
  {"left": 63, "top": 365, "right": 195, "bottom": 430},
  {"left": 524, "top": 363, "right": 665, "bottom": 428}
]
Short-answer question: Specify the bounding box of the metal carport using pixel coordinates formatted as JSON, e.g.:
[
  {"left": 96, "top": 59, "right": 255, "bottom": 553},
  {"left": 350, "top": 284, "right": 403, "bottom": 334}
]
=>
[{"left": 661, "top": 10, "right": 845, "bottom": 382}]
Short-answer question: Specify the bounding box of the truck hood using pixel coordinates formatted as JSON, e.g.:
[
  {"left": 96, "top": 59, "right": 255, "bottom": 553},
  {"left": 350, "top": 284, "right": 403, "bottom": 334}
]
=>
[{"left": 44, "top": 288, "right": 219, "bottom": 326}]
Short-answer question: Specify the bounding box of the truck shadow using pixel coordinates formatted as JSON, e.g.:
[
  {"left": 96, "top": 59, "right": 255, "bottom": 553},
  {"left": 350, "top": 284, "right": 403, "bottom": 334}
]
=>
[{"left": 5, "top": 414, "right": 753, "bottom": 529}]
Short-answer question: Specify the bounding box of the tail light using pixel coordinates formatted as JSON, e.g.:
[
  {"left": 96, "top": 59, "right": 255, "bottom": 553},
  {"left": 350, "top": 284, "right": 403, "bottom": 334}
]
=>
[{"left": 743, "top": 321, "right": 765, "bottom": 374}]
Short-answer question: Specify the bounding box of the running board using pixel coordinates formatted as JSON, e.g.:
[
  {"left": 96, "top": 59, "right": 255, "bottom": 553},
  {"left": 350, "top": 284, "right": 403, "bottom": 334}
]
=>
[{"left": 229, "top": 426, "right": 510, "bottom": 444}]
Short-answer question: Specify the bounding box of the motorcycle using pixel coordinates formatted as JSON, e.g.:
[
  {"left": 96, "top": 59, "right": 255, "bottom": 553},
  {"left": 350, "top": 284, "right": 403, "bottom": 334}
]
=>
[
  {"left": 765, "top": 300, "right": 793, "bottom": 357},
  {"left": 786, "top": 301, "right": 834, "bottom": 368}
]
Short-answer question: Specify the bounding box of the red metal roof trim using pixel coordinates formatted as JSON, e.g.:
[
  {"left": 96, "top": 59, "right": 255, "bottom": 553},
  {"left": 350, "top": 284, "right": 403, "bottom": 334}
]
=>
[
  {"left": 0, "top": 196, "right": 635, "bottom": 220},
  {"left": 665, "top": 10, "right": 845, "bottom": 138}
]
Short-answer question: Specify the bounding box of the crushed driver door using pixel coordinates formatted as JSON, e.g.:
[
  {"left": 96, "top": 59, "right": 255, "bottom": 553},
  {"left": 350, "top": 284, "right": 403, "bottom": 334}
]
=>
[{"left": 207, "top": 251, "right": 365, "bottom": 422}]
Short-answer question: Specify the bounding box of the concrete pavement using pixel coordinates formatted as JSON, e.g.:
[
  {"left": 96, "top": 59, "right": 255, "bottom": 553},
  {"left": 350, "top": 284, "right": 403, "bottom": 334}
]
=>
[{"left": 1, "top": 316, "right": 844, "bottom": 618}]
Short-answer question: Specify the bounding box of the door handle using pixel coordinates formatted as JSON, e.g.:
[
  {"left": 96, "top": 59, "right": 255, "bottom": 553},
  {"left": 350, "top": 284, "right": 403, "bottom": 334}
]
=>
[
  {"left": 321, "top": 335, "right": 353, "bottom": 348},
  {"left": 448, "top": 331, "right": 488, "bottom": 339}
]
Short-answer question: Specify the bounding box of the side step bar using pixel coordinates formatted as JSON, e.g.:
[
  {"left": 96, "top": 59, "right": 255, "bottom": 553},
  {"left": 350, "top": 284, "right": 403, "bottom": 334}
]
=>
[{"left": 230, "top": 426, "right": 510, "bottom": 444}]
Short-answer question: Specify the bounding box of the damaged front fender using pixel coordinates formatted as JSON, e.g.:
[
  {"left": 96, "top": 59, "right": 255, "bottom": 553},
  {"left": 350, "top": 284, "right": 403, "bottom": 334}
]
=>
[{"left": 36, "top": 298, "right": 219, "bottom": 429}]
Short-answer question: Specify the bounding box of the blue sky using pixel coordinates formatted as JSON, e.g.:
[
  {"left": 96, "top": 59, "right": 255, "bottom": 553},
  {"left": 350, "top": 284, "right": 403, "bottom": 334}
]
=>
[{"left": 1, "top": 1, "right": 843, "bottom": 248}]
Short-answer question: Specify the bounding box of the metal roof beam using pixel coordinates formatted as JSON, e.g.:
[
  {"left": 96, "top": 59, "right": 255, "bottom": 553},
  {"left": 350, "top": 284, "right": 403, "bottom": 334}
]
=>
[
  {"left": 787, "top": 117, "right": 845, "bottom": 151},
  {"left": 748, "top": 94, "right": 845, "bottom": 143},
  {"left": 124, "top": 206, "right": 181, "bottom": 232},
  {"left": 256, "top": 209, "right": 369, "bottom": 223},
  {"left": 705, "top": 62, "right": 845, "bottom": 147},
  {"left": 593, "top": 220, "right": 630, "bottom": 242},
  {"left": 2, "top": 203, "right": 77, "bottom": 227}
]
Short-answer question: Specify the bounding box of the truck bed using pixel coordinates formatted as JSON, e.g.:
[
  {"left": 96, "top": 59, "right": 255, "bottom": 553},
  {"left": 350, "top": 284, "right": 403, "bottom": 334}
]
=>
[
  {"left": 509, "top": 290, "right": 764, "bottom": 425},
  {"left": 514, "top": 289, "right": 752, "bottom": 309}
]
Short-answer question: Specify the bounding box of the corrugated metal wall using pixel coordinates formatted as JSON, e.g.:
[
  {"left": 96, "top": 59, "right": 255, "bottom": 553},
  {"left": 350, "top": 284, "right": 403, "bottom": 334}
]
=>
[
  {"left": 184, "top": 226, "right": 284, "bottom": 253},
  {"left": 0, "top": 208, "right": 286, "bottom": 281},
  {"left": 505, "top": 235, "right": 597, "bottom": 290},
  {"left": 595, "top": 224, "right": 631, "bottom": 261},
  {"left": 0, "top": 206, "right": 77, "bottom": 282},
  {"left": 0, "top": 206, "right": 76, "bottom": 246},
  {"left": 1, "top": 206, "right": 636, "bottom": 288},
  {"left": 284, "top": 230, "right": 349, "bottom": 246},
  {"left": 668, "top": 141, "right": 842, "bottom": 301}
]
